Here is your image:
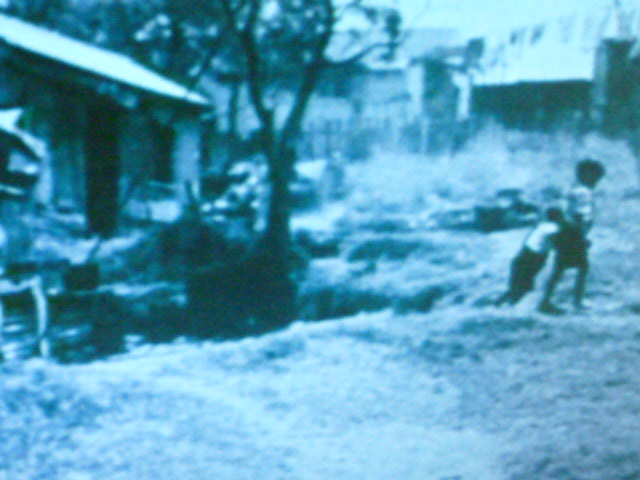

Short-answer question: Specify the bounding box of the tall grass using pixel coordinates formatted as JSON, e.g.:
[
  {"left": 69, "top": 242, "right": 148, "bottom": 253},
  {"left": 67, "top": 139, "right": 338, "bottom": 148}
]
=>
[
  {"left": 345, "top": 128, "right": 639, "bottom": 222},
  {"left": 339, "top": 127, "right": 640, "bottom": 309}
]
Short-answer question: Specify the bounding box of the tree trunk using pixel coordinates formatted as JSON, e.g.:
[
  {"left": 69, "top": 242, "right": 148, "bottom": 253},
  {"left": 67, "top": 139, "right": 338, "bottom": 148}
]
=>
[
  {"left": 228, "top": 81, "right": 240, "bottom": 139},
  {"left": 225, "top": 81, "right": 241, "bottom": 167},
  {"left": 264, "top": 146, "right": 293, "bottom": 258},
  {"left": 248, "top": 143, "right": 297, "bottom": 326}
]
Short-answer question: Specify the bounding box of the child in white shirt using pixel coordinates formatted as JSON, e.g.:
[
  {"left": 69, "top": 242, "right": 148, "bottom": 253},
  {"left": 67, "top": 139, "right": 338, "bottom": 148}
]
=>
[{"left": 496, "top": 207, "right": 564, "bottom": 306}]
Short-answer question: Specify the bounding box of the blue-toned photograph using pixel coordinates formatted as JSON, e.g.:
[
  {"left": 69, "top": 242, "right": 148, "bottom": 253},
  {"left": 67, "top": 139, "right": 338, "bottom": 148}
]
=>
[{"left": 0, "top": 1, "right": 639, "bottom": 479}]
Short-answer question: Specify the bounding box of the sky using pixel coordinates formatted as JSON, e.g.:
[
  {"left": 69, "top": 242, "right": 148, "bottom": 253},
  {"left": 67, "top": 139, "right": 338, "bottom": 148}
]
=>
[{"left": 396, "top": 0, "right": 612, "bottom": 34}]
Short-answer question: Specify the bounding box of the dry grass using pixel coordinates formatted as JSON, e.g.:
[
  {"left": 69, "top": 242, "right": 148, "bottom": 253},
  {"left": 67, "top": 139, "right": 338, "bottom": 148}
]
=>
[
  {"left": 2, "top": 128, "right": 640, "bottom": 480},
  {"left": 345, "top": 129, "right": 639, "bottom": 217},
  {"left": 328, "top": 127, "right": 640, "bottom": 314},
  {"left": 0, "top": 361, "right": 104, "bottom": 480}
]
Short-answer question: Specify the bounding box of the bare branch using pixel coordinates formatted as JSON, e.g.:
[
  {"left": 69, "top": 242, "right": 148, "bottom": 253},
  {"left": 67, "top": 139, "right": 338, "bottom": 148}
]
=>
[
  {"left": 240, "top": 0, "right": 259, "bottom": 37},
  {"left": 334, "top": 0, "right": 362, "bottom": 23},
  {"left": 280, "top": 0, "right": 335, "bottom": 147},
  {"left": 219, "top": 0, "right": 274, "bottom": 134},
  {"left": 324, "top": 40, "right": 393, "bottom": 66},
  {"left": 228, "top": 0, "right": 253, "bottom": 24}
]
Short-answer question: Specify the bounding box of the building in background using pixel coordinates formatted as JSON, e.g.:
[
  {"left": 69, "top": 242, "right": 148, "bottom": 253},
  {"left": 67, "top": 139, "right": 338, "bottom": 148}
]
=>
[
  {"left": 471, "top": 2, "right": 640, "bottom": 134},
  {"left": 300, "top": 27, "right": 464, "bottom": 158},
  {"left": 406, "top": 39, "right": 482, "bottom": 153}
]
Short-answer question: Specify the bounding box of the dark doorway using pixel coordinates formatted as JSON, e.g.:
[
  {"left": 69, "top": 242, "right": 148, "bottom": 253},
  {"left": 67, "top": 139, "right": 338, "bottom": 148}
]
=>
[
  {"left": 85, "top": 104, "right": 121, "bottom": 236},
  {"left": 152, "top": 123, "right": 174, "bottom": 183}
]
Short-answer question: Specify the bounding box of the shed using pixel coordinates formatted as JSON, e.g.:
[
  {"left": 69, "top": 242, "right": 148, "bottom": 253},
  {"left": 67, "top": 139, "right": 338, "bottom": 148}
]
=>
[
  {"left": 471, "top": 5, "right": 635, "bottom": 132},
  {"left": 0, "top": 13, "right": 209, "bottom": 235}
]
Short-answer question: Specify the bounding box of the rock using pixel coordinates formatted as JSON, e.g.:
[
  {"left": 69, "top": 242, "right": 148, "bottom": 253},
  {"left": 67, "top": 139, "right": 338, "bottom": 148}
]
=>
[
  {"left": 474, "top": 189, "right": 539, "bottom": 232},
  {"left": 474, "top": 205, "right": 538, "bottom": 232}
]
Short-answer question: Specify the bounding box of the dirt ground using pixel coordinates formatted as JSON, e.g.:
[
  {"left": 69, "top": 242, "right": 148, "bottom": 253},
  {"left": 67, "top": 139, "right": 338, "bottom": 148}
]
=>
[{"left": 2, "top": 131, "right": 640, "bottom": 480}]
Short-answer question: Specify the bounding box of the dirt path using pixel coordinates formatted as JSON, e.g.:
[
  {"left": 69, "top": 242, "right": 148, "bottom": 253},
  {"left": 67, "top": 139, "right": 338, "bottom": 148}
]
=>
[
  {"left": 4, "top": 141, "right": 640, "bottom": 480},
  {"left": 5, "top": 216, "right": 640, "bottom": 480},
  {"left": 415, "top": 307, "right": 640, "bottom": 480},
  {"left": 59, "top": 316, "right": 505, "bottom": 480},
  {"left": 5, "top": 300, "right": 637, "bottom": 480}
]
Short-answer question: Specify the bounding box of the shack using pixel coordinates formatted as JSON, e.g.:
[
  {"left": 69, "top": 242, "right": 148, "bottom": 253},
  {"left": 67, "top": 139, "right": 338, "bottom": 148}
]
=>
[
  {"left": 0, "top": 13, "right": 209, "bottom": 236},
  {"left": 406, "top": 41, "right": 480, "bottom": 153},
  {"left": 300, "top": 27, "right": 462, "bottom": 158},
  {"left": 471, "top": 5, "right": 636, "bottom": 133}
]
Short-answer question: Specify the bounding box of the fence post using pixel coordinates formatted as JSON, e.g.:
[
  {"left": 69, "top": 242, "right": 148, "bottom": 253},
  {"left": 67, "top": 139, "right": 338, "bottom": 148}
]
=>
[{"left": 31, "top": 277, "right": 50, "bottom": 358}]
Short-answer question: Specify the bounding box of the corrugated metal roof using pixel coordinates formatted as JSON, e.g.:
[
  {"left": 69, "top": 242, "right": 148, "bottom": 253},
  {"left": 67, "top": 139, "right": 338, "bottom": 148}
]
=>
[
  {"left": 0, "top": 13, "right": 209, "bottom": 106},
  {"left": 328, "top": 27, "right": 461, "bottom": 68},
  {"left": 475, "top": 7, "right": 626, "bottom": 86}
]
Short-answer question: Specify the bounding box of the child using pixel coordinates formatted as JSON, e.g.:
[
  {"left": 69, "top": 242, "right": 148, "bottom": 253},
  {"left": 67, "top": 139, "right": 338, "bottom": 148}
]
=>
[
  {"left": 496, "top": 207, "right": 564, "bottom": 306},
  {"left": 538, "top": 158, "right": 606, "bottom": 314}
]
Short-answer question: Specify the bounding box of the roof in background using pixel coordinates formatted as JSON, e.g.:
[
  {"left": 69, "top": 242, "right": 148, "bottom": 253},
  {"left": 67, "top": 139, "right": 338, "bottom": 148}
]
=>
[
  {"left": 400, "top": 28, "right": 462, "bottom": 60},
  {"left": 336, "top": 0, "right": 610, "bottom": 36},
  {"left": 0, "top": 13, "right": 208, "bottom": 106},
  {"left": 475, "top": 4, "right": 632, "bottom": 86},
  {"left": 328, "top": 27, "right": 462, "bottom": 70}
]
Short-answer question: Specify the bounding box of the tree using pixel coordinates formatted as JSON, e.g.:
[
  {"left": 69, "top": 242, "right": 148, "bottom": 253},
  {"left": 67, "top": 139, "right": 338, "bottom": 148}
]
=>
[
  {"left": 3, "top": 0, "right": 401, "bottom": 326},
  {"left": 210, "top": 0, "right": 400, "bottom": 324},
  {"left": 2, "top": 0, "right": 71, "bottom": 27}
]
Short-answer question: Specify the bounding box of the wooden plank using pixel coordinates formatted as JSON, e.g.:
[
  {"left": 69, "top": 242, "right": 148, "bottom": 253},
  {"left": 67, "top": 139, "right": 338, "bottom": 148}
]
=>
[
  {"left": 0, "top": 276, "right": 50, "bottom": 359},
  {"left": 1, "top": 341, "right": 37, "bottom": 361},
  {"left": 3, "top": 323, "right": 35, "bottom": 334}
]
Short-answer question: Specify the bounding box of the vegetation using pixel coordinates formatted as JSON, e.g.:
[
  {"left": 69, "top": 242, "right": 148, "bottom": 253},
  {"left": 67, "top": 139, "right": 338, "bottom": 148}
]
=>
[
  {"left": 2, "top": 0, "right": 401, "bottom": 326},
  {"left": 2, "top": 128, "right": 640, "bottom": 479},
  {"left": 188, "top": 0, "right": 399, "bottom": 325}
]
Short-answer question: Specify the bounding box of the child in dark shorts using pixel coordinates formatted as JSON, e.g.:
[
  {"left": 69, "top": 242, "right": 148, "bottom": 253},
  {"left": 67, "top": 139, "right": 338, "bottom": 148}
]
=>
[
  {"left": 538, "top": 159, "right": 606, "bottom": 314},
  {"left": 496, "top": 207, "right": 564, "bottom": 306}
]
